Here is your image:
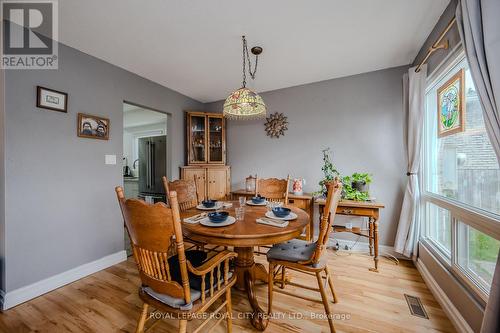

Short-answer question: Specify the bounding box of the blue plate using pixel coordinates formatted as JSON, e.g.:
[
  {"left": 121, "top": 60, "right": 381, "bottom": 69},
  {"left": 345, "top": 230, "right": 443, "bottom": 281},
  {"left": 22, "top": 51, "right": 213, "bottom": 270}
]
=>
[
  {"left": 272, "top": 207, "right": 291, "bottom": 218},
  {"left": 251, "top": 196, "right": 266, "bottom": 204},
  {"left": 208, "top": 211, "right": 229, "bottom": 223},
  {"left": 202, "top": 199, "right": 217, "bottom": 208}
]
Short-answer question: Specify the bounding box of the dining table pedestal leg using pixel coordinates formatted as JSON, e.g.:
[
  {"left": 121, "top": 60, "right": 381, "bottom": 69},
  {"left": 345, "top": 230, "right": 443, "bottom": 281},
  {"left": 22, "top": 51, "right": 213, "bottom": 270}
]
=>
[{"left": 234, "top": 246, "right": 269, "bottom": 331}]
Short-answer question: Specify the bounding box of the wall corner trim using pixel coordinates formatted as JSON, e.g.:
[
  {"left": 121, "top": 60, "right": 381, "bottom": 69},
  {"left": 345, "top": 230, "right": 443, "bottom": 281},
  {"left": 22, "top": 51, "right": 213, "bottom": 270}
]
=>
[
  {"left": 1, "top": 250, "right": 127, "bottom": 311},
  {"left": 416, "top": 259, "right": 474, "bottom": 333}
]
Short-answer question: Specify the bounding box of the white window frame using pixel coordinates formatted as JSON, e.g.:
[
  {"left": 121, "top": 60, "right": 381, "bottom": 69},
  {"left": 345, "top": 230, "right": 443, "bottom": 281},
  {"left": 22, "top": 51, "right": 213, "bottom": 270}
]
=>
[
  {"left": 423, "top": 201, "right": 452, "bottom": 260},
  {"left": 420, "top": 47, "right": 500, "bottom": 303}
]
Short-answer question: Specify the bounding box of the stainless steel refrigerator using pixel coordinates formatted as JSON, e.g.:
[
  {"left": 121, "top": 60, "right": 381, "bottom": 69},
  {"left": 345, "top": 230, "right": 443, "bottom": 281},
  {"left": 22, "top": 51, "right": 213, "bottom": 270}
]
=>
[{"left": 138, "top": 136, "right": 166, "bottom": 202}]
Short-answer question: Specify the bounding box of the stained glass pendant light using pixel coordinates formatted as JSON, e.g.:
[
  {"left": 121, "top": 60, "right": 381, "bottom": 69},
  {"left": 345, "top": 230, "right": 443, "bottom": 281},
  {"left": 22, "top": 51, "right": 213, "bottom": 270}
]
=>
[{"left": 223, "top": 36, "right": 266, "bottom": 120}]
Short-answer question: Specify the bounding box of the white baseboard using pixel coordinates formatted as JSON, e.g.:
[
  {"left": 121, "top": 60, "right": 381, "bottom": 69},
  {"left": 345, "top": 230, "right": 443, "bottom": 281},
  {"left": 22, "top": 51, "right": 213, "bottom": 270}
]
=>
[
  {"left": 328, "top": 238, "right": 409, "bottom": 260},
  {"left": 1, "top": 250, "right": 127, "bottom": 310},
  {"left": 416, "top": 259, "right": 473, "bottom": 333}
]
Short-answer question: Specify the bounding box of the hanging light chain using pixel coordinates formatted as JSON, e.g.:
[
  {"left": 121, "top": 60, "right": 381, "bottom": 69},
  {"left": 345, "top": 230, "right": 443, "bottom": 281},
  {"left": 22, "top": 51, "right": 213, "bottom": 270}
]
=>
[
  {"left": 242, "top": 36, "right": 247, "bottom": 87},
  {"left": 244, "top": 37, "right": 258, "bottom": 79},
  {"left": 241, "top": 36, "right": 259, "bottom": 88}
]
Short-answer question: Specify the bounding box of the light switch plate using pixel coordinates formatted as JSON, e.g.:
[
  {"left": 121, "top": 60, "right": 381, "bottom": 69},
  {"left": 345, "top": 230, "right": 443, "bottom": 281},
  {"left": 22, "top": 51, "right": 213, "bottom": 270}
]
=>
[{"left": 105, "top": 154, "right": 117, "bottom": 165}]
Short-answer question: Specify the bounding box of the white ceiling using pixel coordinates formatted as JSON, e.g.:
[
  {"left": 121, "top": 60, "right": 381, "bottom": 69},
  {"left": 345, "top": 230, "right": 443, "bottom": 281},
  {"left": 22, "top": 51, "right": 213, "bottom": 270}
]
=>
[
  {"left": 59, "top": 0, "right": 449, "bottom": 103},
  {"left": 123, "top": 104, "right": 167, "bottom": 129}
]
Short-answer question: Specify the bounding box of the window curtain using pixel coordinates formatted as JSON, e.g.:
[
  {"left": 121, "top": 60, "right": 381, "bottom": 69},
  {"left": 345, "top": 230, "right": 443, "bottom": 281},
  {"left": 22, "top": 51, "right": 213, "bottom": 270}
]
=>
[
  {"left": 457, "top": 0, "right": 500, "bottom": 160},
  {"left": 456, "top": 1, "right": 500, "bottom": 332},
  {"left": 394, "top": 65, "right": 427, "bottom": 259}
]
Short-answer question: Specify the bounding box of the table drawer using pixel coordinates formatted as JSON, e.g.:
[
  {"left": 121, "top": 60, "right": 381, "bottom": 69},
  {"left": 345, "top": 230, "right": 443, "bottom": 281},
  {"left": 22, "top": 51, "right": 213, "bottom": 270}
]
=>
[
  {"left": 289, "top": 198, "right": 307, "bottom": 210},
  {"left": 336, "top": 207, "right": 375, "bottom": 217}
]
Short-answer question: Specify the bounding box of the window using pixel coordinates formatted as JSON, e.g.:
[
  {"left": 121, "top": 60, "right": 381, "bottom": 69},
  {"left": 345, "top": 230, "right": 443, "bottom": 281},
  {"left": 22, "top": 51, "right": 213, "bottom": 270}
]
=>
[
  {"left": 425, "top": 202, "right": 451, "bottom": 256},
  {"left": 457, "top": 222, "right": 500, "bottom": 292},
  {"left": 424, "top": 58, "right": 500, "bottom": 215},
  {"left": 422, "top": 52, "right": 500, "bottom": 300}
]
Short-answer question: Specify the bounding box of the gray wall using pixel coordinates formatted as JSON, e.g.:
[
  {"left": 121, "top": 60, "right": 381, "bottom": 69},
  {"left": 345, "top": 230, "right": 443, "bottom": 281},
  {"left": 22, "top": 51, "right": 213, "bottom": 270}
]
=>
[
  {"left": 205, "top": 66, "right": 408, "bottom": 246},
  {"left": 412, "top": 0, "right": 460, "bottom": 74},
  {"left": 2, "top": 43, "right": 203, "bottom": 292}
]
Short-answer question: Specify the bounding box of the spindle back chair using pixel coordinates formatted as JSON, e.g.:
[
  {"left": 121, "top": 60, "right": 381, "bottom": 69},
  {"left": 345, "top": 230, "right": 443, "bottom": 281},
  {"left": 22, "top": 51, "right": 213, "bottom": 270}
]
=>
[
  {"left": 116, "top": 187, "right": 237, "bottom": 333},
  {"left": 266, "top": 179, "right": 342, "bottom": 333},
  {"left": 255, "top": 176, "right": 290, "bottom": 204}
]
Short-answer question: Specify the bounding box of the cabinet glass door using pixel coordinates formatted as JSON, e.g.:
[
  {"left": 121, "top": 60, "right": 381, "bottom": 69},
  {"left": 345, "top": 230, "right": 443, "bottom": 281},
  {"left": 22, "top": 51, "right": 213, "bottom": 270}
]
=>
[
  {"left": 189, "top": 115, "right": 206, "bottom": 163},
  {"left": 208, "top": 116, "right": 224, "bottom": 163}
]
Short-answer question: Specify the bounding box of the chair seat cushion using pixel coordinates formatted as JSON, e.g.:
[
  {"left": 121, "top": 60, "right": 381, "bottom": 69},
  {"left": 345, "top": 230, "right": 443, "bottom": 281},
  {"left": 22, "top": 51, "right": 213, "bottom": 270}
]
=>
[
  {"left": 168, "top": 250, "right": 227, "bottom": 291},
  {"left": 168, "top": 250, "right": 207, "bottom": 289},
  {"left": 266, "top": 239, "right": 317, "bottom": 263},
  {"left": 143, "top": 250, "right": 233, "bottom": 310},
  {"left": 143, "top": 286, "right": 201, "bottom": 310}
]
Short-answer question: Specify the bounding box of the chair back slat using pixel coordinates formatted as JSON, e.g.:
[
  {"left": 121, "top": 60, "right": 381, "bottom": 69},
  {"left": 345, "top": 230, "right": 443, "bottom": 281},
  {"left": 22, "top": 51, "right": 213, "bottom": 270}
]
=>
[
  {"left": 209, "top": 271, "right": 214, "bottom": 298},
  {"left": 256, "top": 176, "right": 290, "bottom": 203},
  {"left": 163, "top": 176, "right": 200, "bottom": 211},
  {"left": 115, "top": 187, "right": 191, "bottom": 302},
  {"left": 307, "top": 179, "right": 342, "bottom": 265},
  {"left": 201, "top": 274, "right": 206, "bottom": 303}
]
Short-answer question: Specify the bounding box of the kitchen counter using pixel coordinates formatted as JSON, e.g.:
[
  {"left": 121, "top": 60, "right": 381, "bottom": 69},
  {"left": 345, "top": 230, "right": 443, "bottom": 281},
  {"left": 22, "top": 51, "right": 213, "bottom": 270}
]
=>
[{"left": 123, "top": 177, "right": 139, "bottom": 199}]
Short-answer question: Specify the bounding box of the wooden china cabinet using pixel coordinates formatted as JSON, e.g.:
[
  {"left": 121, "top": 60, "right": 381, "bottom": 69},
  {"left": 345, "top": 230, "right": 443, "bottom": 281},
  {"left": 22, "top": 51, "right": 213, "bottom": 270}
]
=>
[{"left": 181, "top": 111, "right": 230, "bottom": 201}]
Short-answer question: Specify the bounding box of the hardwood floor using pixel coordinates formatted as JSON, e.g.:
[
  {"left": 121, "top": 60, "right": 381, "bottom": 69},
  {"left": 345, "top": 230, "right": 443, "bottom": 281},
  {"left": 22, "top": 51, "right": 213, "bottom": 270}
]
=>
[{"left": 0, "top": 250, "right": 456, "bottom": 333}]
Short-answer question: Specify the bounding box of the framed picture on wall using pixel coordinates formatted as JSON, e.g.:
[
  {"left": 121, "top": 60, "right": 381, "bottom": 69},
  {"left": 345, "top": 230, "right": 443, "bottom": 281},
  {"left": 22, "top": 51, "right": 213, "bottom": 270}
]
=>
[
  {"left": 36, "top": 86, "right": 68, "bottom": 113},
  {"left": 437, "top": 69, "right": 465, "bottom": 137},
  {"left": 77, "top": 113, "right": 110, "bottom": 140}
]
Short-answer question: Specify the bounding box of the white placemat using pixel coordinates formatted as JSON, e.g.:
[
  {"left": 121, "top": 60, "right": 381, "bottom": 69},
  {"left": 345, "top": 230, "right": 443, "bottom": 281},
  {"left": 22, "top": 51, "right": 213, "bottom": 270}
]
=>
[
  {"left": 183, "top": 213, "right": 208, "bottom": 224},
  {"left": 256, "top": 218, "right": 289, "bottom": 228}
]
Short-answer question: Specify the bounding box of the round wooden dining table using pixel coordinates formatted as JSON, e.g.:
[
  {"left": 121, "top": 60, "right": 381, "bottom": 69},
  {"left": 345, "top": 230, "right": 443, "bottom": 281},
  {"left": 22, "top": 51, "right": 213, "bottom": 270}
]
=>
[{"left": 180, "top": 202, "right": 309, "bottom": 330}]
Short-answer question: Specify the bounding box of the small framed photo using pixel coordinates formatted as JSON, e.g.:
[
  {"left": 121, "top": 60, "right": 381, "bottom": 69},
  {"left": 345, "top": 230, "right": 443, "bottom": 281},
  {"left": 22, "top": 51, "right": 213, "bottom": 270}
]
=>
[
  {"left": 77, "top": 113, "right": 110, "bottom": 140},
  {"left": 37, "top": 86, "right": 68, "bottom": 113},
  {"left": 437, "top": 69, "right": 465, "bottom": 137}
]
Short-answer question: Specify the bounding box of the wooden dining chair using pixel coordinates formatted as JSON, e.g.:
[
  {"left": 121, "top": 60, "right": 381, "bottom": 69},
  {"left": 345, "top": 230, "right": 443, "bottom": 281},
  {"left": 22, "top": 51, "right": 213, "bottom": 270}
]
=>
[
  {"left": 266, "top": 179, "right": 342, "bottom": 333},
  {"left": 254, "top": 175, "right": 291, "bottom": 253},
  {"left": 162, "top": 176, "right": 207, "bottom": 252},
  {"left": 163, "top": 176, "right": 201, "bottom": 211},
  {"left": 255, "top": 175, "right": 290, "bottom": 204},
  {"left": 116, "top": 187, "right": 237, "bottom": 333}
]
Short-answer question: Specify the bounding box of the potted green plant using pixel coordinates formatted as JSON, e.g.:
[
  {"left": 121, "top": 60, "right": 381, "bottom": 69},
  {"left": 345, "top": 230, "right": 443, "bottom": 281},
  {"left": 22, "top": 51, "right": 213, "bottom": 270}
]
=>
[
  {"left": 313, "top": 148, "right": 340, "bottom": 197},
  {"left": 314, "top": 148, "right": 373, "bottom": 201},
  {"left": 341, "top": 174, "right": 371, "bottom": 201},
  {"left": 351, "top": 172, "right": 372, "bottom": 192}
]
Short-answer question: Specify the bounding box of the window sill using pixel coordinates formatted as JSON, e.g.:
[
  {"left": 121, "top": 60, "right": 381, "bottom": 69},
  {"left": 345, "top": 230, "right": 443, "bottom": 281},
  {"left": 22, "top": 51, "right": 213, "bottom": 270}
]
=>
[
  {"left": 420, "top": 237, "right": 451, "bottom": 267},
  {"left": 419, "top": 241, "right": 488, "bottom": 307},
  {"left": 422, "top": 193, "right": 500, "bottom": 241}
]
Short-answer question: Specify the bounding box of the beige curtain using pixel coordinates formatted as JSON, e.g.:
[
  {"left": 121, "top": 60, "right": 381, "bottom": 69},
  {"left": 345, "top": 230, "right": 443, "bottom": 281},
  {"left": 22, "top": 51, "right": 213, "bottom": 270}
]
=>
[
  {"left": 394, "top": 65, "right": 427, "bottom": 259},
  {"left": 456, "top": 1, "right": 500, "bottom": 332}
]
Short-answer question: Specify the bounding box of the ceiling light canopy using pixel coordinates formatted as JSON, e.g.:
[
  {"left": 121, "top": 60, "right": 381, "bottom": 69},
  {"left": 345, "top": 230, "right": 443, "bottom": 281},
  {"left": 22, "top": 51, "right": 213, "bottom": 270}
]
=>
[{"left": 223, "top": 36, "right": 266, "bottom": 120}]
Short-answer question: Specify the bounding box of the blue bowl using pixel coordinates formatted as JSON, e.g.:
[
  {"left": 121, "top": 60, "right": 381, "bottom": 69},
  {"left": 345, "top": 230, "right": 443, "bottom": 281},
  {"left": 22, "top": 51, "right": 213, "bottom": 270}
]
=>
[
  {"left": 202, "top": 199, "right": 217, "bottom": 208},
  {"left": 208, "top": 211, "right": 229, "bottom": 223},
  {"left": 251, "top": 196, "right": 266, "bottom": 204},
  {"left": 272, "top": 207, "right": 291, "bottom": 218}
]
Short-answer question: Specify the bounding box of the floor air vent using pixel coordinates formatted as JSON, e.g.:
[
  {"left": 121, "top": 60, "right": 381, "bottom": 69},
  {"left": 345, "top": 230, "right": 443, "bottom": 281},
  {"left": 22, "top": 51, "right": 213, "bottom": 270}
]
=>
[{"left": 404, "top": 294, "right": 429, "bottom": 319}]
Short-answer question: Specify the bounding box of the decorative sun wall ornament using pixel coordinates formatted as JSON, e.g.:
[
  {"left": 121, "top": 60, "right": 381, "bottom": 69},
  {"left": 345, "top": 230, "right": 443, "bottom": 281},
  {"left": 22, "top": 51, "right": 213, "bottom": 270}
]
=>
[{"left": 265, "top": 112, "right": 288, "bottom": 138}]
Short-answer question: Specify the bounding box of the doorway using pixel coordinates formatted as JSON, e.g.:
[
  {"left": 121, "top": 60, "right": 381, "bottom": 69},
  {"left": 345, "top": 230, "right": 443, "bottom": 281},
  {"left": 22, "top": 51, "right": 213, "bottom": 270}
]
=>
[{"left": 122, "top": 102, "right": 168, "bottom": 255}]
